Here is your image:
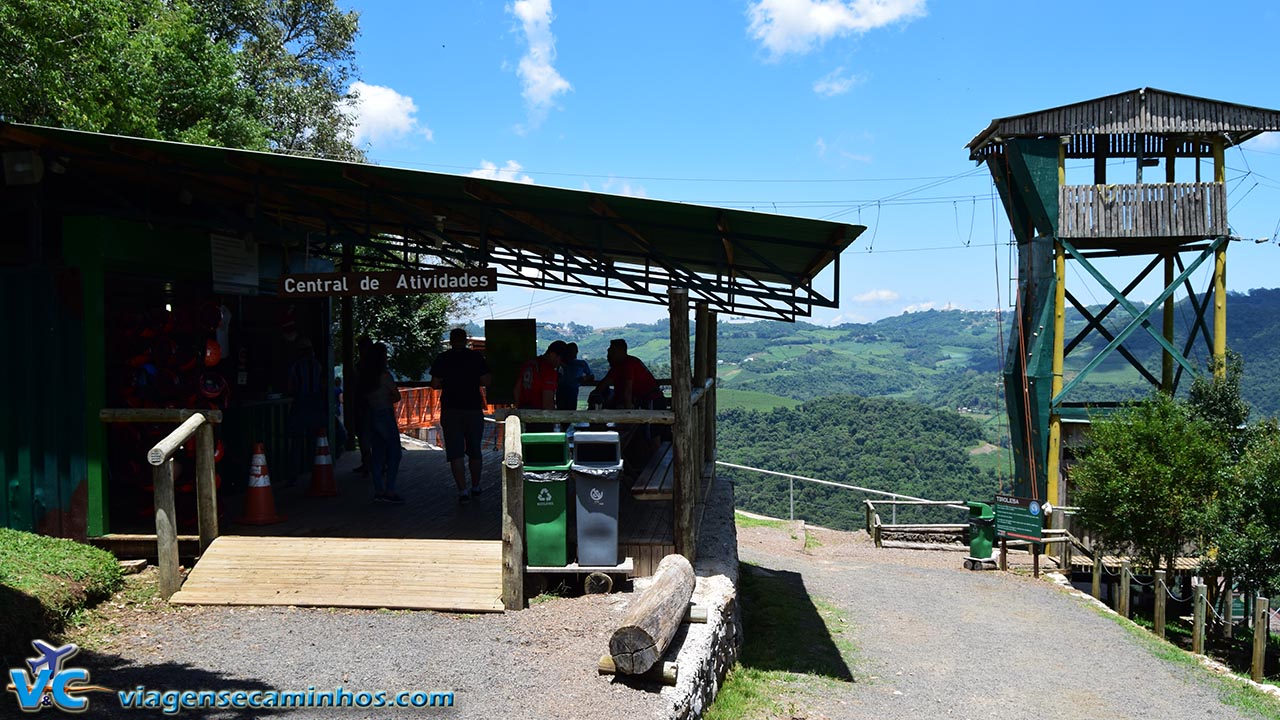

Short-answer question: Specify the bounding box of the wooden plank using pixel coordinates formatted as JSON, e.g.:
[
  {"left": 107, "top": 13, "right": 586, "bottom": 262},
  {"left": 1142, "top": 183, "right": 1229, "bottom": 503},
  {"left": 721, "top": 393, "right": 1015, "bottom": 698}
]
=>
[
  {"left": 633, "top": 442, "right": 675, "bottom": 500},
  {"left": 170, "top": 537, "right": 505, "bottom": 612}
]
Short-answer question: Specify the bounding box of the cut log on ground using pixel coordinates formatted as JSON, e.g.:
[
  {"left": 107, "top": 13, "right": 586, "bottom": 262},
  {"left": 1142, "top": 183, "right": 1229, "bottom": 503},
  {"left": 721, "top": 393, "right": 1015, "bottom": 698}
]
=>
[{"left": 608, "top": 553, "right": 695, "bottom": 675}]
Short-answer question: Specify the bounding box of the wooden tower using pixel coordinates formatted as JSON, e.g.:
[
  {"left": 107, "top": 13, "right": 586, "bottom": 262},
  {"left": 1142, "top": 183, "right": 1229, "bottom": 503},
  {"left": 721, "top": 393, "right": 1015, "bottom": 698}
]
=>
[{"left": 968, "top": 88, "right": 1280, "bottom": 504}]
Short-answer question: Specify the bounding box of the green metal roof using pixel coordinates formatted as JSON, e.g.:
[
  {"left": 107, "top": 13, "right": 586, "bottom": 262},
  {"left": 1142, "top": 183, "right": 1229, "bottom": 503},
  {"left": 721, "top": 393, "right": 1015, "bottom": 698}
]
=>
[{"left": 1, "top": 124, "right": 862, "bottom": 320}]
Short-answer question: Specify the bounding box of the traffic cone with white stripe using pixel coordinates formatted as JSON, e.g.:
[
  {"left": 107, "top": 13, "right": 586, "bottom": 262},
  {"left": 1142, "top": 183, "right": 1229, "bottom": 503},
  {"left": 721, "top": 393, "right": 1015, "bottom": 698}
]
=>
[
  {"left": 306, "top": 429, "right": 338, "bottom": 497},
  {"left": 236, "top": 442, "right": 285, "bottom": 525}
]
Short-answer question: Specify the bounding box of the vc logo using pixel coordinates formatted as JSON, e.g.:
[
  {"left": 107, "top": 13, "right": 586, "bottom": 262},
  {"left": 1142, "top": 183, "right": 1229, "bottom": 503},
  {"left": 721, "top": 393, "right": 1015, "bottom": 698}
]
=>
[{"left": 6, "top": 640, "right": 109, "bottom": 713}]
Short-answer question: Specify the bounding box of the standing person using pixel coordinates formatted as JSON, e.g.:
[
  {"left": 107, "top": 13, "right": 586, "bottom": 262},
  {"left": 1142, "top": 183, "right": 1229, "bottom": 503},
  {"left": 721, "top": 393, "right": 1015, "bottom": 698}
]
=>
[
  {"left": 361, "top": 342, "right": 404, "bottom": 503},
  {"left": 352, "top": 335, "right": 373, "bottom": 476},
  {"left": 429, "top": 328, "right": 492, "bottom": 504},
  {"left": 556, "top": 342, "right": 594, "bottom": 411},
  {"left": 285, "top": 336, "right": 325, "bottom": 484},
  {"left": 514, "top": 341, "right": 565, "bottom": 432},
  {"left": 333, "top": 374, "right": 347, "bottom": 461}
]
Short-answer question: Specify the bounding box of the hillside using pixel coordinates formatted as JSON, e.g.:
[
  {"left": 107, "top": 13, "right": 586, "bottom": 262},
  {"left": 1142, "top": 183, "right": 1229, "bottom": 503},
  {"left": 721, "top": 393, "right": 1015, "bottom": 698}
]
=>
[{"left": 524, "top": 287, "right": 1280, "bottom": 419}]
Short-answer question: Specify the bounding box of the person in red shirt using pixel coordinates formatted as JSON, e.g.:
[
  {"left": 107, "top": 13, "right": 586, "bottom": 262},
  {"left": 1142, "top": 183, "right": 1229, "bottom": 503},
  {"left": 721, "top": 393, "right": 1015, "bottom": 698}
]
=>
[
  {"left": 515, "top": 341, "right": 565, "bottom": 430},
  {"left": 591, "top": 338, "right": 663, "bottom": 410}
]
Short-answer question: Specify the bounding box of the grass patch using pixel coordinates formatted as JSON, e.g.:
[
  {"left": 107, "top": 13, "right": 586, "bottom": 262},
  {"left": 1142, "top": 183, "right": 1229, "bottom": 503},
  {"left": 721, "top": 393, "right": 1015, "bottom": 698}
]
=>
[
  {"left": 0, "top": 528, "right": 122, "bottom": 660},
  {"left": 706, "top": 562, "right": 856, "bottom": 720},
  {"left": 1095, "top": 602, "right": 1280, "bottom": 719},
  {"left": 64, "top": 568, "right": 169, "bottom": 651},
  {"left": 804, "top": 530, "right": 824, "bottom": 551},
  {"left": 734, "top": 512, "right": 787, "bottom": 530},
  {"left": 717, "top": 389, "right": 800, "bottom": 412}
]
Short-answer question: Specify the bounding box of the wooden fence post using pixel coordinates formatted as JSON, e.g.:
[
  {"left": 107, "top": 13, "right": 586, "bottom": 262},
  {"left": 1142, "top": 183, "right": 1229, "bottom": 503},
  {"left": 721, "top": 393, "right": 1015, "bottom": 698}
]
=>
[
  {"left": 1000, "top": 538, "right": 1007, "bottom": 572},
  {"left": 1154, "top": 570, "right": 1167, "bottom": 639},
  {"left": 1092, "top": 554, "right": 1102, "bottom": 600},
  {"left": 153, "top": 460, "right": 181, "bottom": 601},
  {"left": 502, "top": 416, "right": 525, "bottom": 610},
  {"left": 1254, "top": 596, "right": 1269, "bottom": 683},
  {"left": 669, "top": 289, "right": 696, "bottom": 561},
  {"left": 1053, "top": 508, "right": 1068, "bottom": 569},
  {"left": 1223, "top": 574, "right": 1234, "bottom": 639},
  {"left": 195, "top": 423, "right": 218, "bottom": 553},
  {"left": 1119, "top": 560, "right": 1131, "bottom": 618},
  {"left": 1192, "top": 580, "right": 1206, "bottom": 655},
  {"left": 704, "top": 310, "right": 717, "bottom": 466}
]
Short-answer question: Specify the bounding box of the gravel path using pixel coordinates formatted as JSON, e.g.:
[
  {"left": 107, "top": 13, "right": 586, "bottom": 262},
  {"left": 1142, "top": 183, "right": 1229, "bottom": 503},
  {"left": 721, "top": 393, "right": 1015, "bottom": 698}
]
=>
[
  {"left": 69, "top": 573, "right": 673, "bottom": 720},
  {"left": 738, "top": 524, "right": 1260, "bottom": 720}
]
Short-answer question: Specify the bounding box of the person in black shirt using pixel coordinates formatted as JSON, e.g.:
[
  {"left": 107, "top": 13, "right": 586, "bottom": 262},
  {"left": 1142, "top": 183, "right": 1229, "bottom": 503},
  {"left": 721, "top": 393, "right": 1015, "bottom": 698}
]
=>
[{"left": 429, "top": 328, "right": 492, "bottom": 503}]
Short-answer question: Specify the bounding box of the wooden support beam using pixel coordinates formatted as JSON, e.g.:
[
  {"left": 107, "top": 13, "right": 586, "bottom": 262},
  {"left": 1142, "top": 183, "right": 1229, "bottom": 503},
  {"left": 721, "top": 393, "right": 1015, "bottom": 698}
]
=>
[
  {"left": 153, "top": 460, "right": 181, "bottom": 601},
  {"left": 1092, "top": 554, "right": 1102, "bottom": 600},
  {"left": 502, "top": 417, "right": 525, "bottom": 611},
  {"left": 609, "top": 554, "right": 695, "bottom": 675},
  {"left": 669, "top": 288, "right": 696, "bottom": 561},
  {"left": 498, "top": 408, "right": 674, "bottom": 425},
  {"left": 101, "top": 408, "right": 222, "bottom": 424},
  {"left": 148, "top": 414, "right": 207, "bottom": 465},
  {"left": 597, "top": 655, "right": 678, "bottom": 685},
  {"left": 705, "top": 310, "right": 717, "bottom": 466},
  {"left": 1254, "top": 596, "right": 1268, "bottom": 682},
  {"left": 195, "top": 423, "right": 218, "bottom": 553},
  {"left": 1193, "top": 581, "right": 1206, "bottom": 654},
  {"left": 1119, "top": 560, "right": 1132, "bottom": 618}
]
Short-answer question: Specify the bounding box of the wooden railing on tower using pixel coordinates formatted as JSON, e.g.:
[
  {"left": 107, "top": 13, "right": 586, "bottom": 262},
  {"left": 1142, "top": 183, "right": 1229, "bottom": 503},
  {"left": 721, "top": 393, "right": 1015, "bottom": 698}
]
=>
[{"left": 1058, "top": 182, "right": 1227, "bottom": 240}]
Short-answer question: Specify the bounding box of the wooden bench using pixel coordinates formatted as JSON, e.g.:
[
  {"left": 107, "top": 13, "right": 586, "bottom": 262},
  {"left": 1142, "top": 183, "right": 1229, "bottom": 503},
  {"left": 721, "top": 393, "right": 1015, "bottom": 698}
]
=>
[{"left": 631, "top": 440, "right": 674, "bottom": 500}]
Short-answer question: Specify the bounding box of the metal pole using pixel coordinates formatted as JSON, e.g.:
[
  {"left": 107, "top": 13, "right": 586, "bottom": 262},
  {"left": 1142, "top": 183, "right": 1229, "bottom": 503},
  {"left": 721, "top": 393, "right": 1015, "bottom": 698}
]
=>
[{"left": 789, "top": 477, "right": 794, "bottom": 521}]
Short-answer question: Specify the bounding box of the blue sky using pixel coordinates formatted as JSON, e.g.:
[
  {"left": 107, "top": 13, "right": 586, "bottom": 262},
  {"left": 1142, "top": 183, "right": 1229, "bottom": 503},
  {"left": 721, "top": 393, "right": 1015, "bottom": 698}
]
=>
[{"left": 343, "top": 0, "right": 1280, "bottom": 329}]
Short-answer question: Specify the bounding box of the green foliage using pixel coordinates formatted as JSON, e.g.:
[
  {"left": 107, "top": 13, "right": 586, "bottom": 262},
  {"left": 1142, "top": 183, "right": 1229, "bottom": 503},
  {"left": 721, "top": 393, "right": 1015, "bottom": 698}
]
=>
[
  {"left": 1207, "top": 423, "right": 1280, "bottom": 596},
  {"left": 1072, "top": 394, "right": 1227, "bottom": 571},
  {"left": 0, "top": 0, "right": 362, "bottom": 158},
  {"left": 0, "top": 0, "right": 270, "bottom": 148},
  {"left": 719, "top": 395, "right": 997, "bottom": 529},
  {"left": 1188, "top": 351, "right": 1251, "bottom": 460},
  {"left": 352, "top": 293, "right": 451, "bottom": 381}
]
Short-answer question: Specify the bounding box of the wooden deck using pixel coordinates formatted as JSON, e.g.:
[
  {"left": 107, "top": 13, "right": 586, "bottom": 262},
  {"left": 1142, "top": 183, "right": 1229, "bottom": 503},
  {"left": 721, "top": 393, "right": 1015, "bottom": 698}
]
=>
[{"left": 170, "top": 536, "right": 504, "bottom": 612}]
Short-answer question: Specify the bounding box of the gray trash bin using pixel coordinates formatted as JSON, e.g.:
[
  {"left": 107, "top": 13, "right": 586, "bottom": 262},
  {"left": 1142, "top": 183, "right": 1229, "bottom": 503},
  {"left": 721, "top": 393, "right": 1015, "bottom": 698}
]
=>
[{"left": 572, "top": 432, "right": 622, "bottom": 567}]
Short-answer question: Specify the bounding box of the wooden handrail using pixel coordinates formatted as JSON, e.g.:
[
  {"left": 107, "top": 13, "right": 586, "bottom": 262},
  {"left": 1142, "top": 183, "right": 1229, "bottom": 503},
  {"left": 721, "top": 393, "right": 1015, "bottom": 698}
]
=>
[
  {"left": 496, "top": 408, "right": 675, "bottom": 425},
  {"left": 101, "top": 408, "right": 221, "bottom": 602}
]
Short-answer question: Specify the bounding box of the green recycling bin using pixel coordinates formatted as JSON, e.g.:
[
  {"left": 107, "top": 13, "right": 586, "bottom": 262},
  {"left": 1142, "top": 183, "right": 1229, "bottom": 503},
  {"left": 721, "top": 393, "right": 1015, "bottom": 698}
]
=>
[
  {"left": 966, "top": 501, "right": 996, "bottom": 560},
  {"left": 523, "top": 433, "right": 571, "bottom": 567}
]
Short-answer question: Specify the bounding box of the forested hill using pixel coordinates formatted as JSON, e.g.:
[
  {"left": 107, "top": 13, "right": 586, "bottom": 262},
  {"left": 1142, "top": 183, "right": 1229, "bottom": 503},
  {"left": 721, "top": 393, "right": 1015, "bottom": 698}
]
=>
[
  {"left": 525, "top": 287, "right": 1280, "bottom": 418},
  {"left": 718, "top": 395, "right": 996, "bottom": 529}
]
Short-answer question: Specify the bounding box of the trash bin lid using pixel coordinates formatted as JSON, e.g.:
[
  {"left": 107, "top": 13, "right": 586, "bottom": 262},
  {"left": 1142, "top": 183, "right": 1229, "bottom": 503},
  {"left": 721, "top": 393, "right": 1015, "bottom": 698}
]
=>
[{"left": 966, "top": 500, "right": 995, "bottom": 520}]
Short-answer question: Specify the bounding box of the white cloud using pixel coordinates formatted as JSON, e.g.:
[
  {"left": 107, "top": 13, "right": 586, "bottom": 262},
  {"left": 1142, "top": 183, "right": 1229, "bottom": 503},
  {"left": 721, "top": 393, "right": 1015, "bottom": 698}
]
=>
[
  {"left": 348, "top": 81, "right": 432, "bottom": 145},
  {"left": 1244, "top": 133, "right": 1280, "bottom": 151},
  {"left": 508, "top": 0, "right": 572, "bottom": 131},
  {"left": 585, "top": 176, "right": 648, "bottom": 198},
  {"left": 747, "top": 0, "right": 927, "bottom": 58},
  {"left": 815, "top": 137, "right": 828, "bottom": 157},
  {"left": 813, "top": 66, "right": 862, "bottom": 96},
  {"left": 840, "top": 150, "right": 873, "bottom": 163},
  {"left": 853, "top": 289, "right": 898, "bottom": 302},
  {"left": 469, "top": 160, "right": 536, "bottom": 184}
]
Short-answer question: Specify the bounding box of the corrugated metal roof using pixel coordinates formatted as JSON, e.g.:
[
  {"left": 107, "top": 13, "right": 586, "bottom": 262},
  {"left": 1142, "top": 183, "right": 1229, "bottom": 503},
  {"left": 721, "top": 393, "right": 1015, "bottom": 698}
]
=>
[
  {"left": 968, "top": 88, "right": 1280, "bottom": 159},
  {"left": 0, "top": 124, "right": 862, "bottom": 321}
]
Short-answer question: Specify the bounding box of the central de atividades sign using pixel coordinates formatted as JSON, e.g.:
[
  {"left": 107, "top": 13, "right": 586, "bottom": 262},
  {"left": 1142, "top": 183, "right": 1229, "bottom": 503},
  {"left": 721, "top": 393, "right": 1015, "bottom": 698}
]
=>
[{"left": 278, "top": 269, "right": 497, "bottom": 298}]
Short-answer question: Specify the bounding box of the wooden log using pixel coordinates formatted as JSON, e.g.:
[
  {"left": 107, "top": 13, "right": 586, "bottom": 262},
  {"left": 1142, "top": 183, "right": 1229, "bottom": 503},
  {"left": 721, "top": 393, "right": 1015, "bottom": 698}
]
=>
[
  {"left": 1119, "top": 560, "right": 1131, "bottom": 618},
  {"left": 101, "top": 408, "right": 222, "bottom": 424},
  {"left": 864, "top": 501, "right": 874, "bottom": 534},
  {"left": 609, "top": 553, "right": 695, "bottom": 675},
  {"left": 195, "top": 423, "right": 218, "bottom": 553},
  {"left": 147, "top": 414, "right": 207, "bottom": 465},
  {"left": 1154, "top": 570, "right": 1167, "bottom": 639},
  {"left": 1000, "top": 538, "right": 1008, "bottom": 572},
  {"left": 597, "top": 655, "right": 678, "bottom": 685},
  {"left": 584, "top": 572, "right": 613, "bottom": 595},
  {"left": 153, "top": 460, "right": 181, "bottom": 601},
  {"left": 502, "top": 416, "right": 524, "bottom": 611},
  {"left": 669, "top": 289, "right": 695, "bottom": 562},
  {"left": 1254, "top": 596, "right": 1269, "bottom": 683},
  {"left": 880, "top": 523, "right": 968, "bottom": 532}
]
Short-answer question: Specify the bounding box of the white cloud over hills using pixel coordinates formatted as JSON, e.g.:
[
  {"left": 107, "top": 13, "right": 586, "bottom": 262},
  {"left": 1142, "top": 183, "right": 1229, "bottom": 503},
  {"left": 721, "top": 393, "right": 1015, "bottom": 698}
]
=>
[{"left": 747, "top": 0, "right": 927, "bottom": 58}]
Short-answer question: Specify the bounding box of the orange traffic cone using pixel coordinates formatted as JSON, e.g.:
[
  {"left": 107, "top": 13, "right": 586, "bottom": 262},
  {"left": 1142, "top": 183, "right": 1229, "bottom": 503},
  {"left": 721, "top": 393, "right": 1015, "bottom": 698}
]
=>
[
  {"left": 306, "top": 429, "right": 338, "bottom": 497},
  {"left": 236, "top": 442, "right": 286, "bottom": 525}
]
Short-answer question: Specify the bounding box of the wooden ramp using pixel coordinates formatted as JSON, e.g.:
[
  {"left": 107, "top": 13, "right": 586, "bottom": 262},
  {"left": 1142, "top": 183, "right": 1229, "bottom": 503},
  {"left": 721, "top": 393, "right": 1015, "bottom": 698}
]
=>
[{"left": 170, "top": 536, "right": 504, "bottom": 612}]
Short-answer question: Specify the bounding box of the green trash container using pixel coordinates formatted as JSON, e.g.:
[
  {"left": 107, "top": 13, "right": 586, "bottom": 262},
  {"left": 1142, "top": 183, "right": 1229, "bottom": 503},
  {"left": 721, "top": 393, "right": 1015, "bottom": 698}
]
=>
[
  {"left": 523, "top": 433, "right": 571, "bottom": 567},
  {"left": 966, "top": 501, "right": 996, "bottom": 560}
]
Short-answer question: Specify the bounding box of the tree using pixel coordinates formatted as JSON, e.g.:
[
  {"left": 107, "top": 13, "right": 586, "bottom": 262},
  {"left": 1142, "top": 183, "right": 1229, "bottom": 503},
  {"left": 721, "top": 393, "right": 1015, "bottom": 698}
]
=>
[
  {"left": 1208, "top": 422, "right": 1280, "bottom": 597},
  {"left": 190, "top": 0, "right": 364, "bottom": 160},
  {"left": 1072, "top": 393, "right": 1227, "bottom": 572},
  {"left": 0, "top": 0, "right": 269, "bottom": 149}
]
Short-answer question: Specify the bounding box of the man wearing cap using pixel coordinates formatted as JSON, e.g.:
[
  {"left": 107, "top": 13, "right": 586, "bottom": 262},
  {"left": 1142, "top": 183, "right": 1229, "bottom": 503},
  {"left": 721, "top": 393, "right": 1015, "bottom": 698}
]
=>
[
  {"left": 430, "top": 328, "right": 492, "bottom": 503},
  {"left": 515, "top": 341, "right": 565, "bottom": 432}
]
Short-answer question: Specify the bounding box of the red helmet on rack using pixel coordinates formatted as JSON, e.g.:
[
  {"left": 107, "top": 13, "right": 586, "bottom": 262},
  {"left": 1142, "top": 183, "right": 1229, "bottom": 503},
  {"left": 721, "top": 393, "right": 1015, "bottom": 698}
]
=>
[
  {"left": 198, "top": 372, "right": 228, "bottom": 399},
  {"left": 204, "top": 338, "right": 222, "bottom": 367}
]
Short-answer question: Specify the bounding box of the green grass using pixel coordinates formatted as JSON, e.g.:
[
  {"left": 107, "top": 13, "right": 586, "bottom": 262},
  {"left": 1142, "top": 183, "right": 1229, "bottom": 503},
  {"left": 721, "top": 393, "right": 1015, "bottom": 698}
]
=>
[
  {"left": 717, "top": 388, "right": 801, "bottom": 412},
  {"left": 1097, "top": 602, "right": 1280, "bottom": 719},
  {"left": 705, "top": 562, "right": 857, "bottom": 720},
  {"left": 0, "top": 528, "right": 122, "bottom": 659},
  {"left": 804, "top": 531, "right": 824, "bottom": 552},
  {"left": 734, "top": 512, "right": 788, "bottom": 530}
]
